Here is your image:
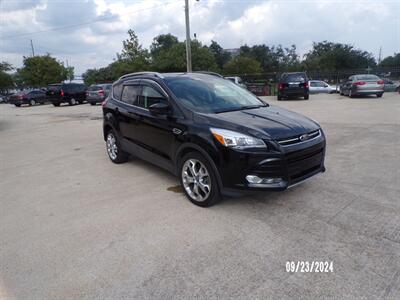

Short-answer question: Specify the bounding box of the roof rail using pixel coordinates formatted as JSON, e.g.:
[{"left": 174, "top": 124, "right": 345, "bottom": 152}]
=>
[
  {"left": 119, "top": 72, "right": 164, "bottom": 80},
  {"left": 193, "top": 71, "right": 224, "bottom": 78}
]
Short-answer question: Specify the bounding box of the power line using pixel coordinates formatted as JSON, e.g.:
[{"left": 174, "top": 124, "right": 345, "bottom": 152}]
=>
[{"left": 0, "top": 0, "right": 180, "bottom": 40}]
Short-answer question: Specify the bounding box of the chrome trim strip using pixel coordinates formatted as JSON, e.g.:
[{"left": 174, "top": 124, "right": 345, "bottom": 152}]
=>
[{"left": 278, "top": 130, "right": 321, "bottom": 147}]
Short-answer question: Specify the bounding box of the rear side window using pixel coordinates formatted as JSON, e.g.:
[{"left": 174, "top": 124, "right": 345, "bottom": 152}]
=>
[
  {"left": 137, "top": 85, "right": 167, "bottom": 109},
  {"left": 121, "top": 85, "right": 140, "bottom": 105},
  {"left": 113, "top": 83, "right": 122, "bottom": 100}
]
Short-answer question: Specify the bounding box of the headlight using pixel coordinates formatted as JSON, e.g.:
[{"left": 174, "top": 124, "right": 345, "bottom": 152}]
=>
[{"left": 210, "top": 128, "right": 267, "bottom": 149}]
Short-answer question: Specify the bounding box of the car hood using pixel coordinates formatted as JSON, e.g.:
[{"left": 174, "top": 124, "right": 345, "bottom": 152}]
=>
[{"left": 199, "top": 105, "right": 320, "bottom": 140}]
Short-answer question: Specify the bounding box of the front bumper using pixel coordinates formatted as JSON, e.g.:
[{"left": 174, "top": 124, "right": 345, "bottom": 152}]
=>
[{"left": 217, "top": 133, "right": 326, "bottom": 192}]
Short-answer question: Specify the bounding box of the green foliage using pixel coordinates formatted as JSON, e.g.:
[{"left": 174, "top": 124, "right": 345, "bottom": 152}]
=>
[
  {"left": 0, "top": 62, "right": 15, "bottom": 93},
  {"left": 303, "top": 41, "right": 376, "bottom": 71},
  {"left": 17, "top": 54, "right": 69, "bottom": 87},
  {"left": 208, "top": 40, "right": 231, "bottom": 70},
  {"left": 379, "top": 53, "right": 400, "bottom": 68},
  {"left": 223, "top": 55, "right": 262, "bottom": 75},
  {"left": 238, "top": 44, "right": 300, "bottom": 72}
]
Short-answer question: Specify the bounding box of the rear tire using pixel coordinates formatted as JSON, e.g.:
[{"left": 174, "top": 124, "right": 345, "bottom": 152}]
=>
[
  {"left": 179, "top": 152, "right": 221, "bottom": 207},
  {"left": 349, "top": 89, "right": 354, "bottom": 98},
  {"left": 69, "top": 98, "right": 77, "bottom": 106},
  {"left": 277, "top": 95, "right": 282, "bottom": 101},
  {"left": 105, "top": 130, "right": 129, "bottom": 164},
  {"left": 53, "top": 103, "right": 60, "bottom": 107},
  {"left": 304, "top": 94, "right": 309, "bottom": 100},
  {"left": 15, "top": 104, "right": 21, "bottom": 107},
  {"left": 376, "top": 93, "right": 383, "bottom": 98},
  {"left": 29, "top": 99, "right": 36, "bottom": 106},
  {"left": 90, "top": 102, "right": 96, "bottom": 106}
]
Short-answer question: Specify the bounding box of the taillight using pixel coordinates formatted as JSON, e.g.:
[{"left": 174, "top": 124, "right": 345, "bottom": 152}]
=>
[
  {"left": 98, "top": 89, "right": 105, "bottom": 96},
  {"left": 60, "top": 90, "right": 65, "bottom": 97},
  {"left": 377, "top": 80, "right": 384, "bottom": 85},
  {"left": 86, "top": 92, "right": 89, "bottom": 97},
  {"left": 101, "top": 98, "right": 108, "bottom": 107},
  {"left": 278, "top": 83, "right": 284, "bottom": 90},
  {"left": 353, "top": 81, "right": 366, "bottom": 86},
  {"left": 304, "top": 82, "right": 309, "bottom": 88}
]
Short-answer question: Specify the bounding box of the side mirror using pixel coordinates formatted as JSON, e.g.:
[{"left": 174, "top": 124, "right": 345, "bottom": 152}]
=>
[
  {"left": 324, "top": 84, "right": 329, "bottom": 87},
  {"left": 149, "top": 102, "right": 170, "bottom": 115}
]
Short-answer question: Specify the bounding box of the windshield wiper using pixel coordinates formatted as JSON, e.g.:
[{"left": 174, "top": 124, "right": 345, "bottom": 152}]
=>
[{"left": 215, "top": 104, "right": 267, "bottom": 114}]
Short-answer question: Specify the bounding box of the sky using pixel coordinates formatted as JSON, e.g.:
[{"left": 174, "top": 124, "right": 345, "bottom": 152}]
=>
[{"left": 1, "top": 0, "right": 399, "bottom": 76}]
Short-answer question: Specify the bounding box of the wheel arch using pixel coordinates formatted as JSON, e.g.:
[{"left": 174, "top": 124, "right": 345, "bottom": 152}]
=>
[{"left": 174, "top": 142, "right": 223, "bottom": 190}]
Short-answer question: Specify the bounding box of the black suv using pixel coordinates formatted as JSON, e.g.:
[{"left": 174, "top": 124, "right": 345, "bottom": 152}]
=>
[
  {"left": 46, "top": 83, "right": 87, "bottom": 106},
  {"left": 278, "top": 72, "right": 309, "bottom": 100},
  {"left": 103, "top": 72, "right": 326, "bottom": 206}
]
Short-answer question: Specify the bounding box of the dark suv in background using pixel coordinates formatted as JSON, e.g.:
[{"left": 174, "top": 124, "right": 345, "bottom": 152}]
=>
[
  {"left": 86, "top": 84, "right": 112, "bottom": 105},
  {"left": 103, "top": 72, "right": 326, "bottom": 207},
  {"left": 46, "top": 83, "right": 87, "bottom": 106},
  {"left": 278, "top": 72, "right": 309, "bottom": 100}
]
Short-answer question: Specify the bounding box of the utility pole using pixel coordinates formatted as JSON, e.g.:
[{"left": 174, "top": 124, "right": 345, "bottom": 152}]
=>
[
  {"left": 378, "top": 46, "right": 382, "bottom": 65},
  {"left": 184, "top": 0, "right": 192, "bottom": 72},
  {"left": 30, "top": 39, "right": 35, "bottom": 57}
]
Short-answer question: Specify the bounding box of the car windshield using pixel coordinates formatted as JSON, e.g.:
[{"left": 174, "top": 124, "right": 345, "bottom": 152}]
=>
[
  {"left": 164, "top": 75, "right": 265, "bottom": 113},
  {"left": 355, "top": 75, "right": 379, "bottom": 80}
]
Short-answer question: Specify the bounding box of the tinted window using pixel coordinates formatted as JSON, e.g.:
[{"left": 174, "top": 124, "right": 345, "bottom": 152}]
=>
[
  {"left": 137, "top": 85, "right": 167, "bottom": 109},
  {"left": 310, "top": 81, "right": 318, "bottom": 87},
  {"left": 121, "top": 85, "right": 140, "bottom": 105},
  {"left": 282, "top": 73, "right": 307, "bottom": 82},
  {"left": 113, "top": 83, "right": 122, "bottom": 100},
  {"left": 88, "top": 85, "right": 101, "bottom": 91},
  {"left": 355, "top": 75, "right": 379, "bottom": 80},
  {"left": 164, "top": 74, "right": 264, "bottom": 113},
  {"left": 48, "top": 84, "right": 61, "bottom": 91}
]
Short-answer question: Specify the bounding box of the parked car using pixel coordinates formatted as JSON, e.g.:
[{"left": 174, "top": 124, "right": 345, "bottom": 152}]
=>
[
  {"left": 309, "top": 80, "right": 337, "bottom": 94},
  {"left": 225, "top": 76, "right": 247, "bottom": 88},
  {"left": 8, "top": 90, "right": 47, "bottom": 107},
  {"left": 46, "top": 83, "right": 87, "bottom": 106},
  {"left": 86, "top": 84, "right": 112, "bottom": 105},
  {"left": 340, "top": 74, "right": 384, "bottom": 98},
  {"left": 382, "top": 79, "right": 400, "bottom": 92},
  {"left": 103, "top": 72, "right": 326, "bottom": 207},
  {"left": 277, "top": 72, "right": 309, "bottom": 100}
]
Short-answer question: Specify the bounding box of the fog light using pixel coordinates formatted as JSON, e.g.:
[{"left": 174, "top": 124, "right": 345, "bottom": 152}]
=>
[
  {"left": 246, "top": 175, "right": 283, "bottom": 185},
  {"left": 246, "top": 175, "right": 263, "bottom": 184}
]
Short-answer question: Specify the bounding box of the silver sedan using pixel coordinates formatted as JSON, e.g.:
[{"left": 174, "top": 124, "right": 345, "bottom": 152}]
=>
[{"left": 340, "top": 74, "right": 384, "bottom": 98}]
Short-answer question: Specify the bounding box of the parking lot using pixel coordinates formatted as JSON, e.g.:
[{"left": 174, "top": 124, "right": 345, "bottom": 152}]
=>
[{"left": 1, "top": 92, "right": 399, "bottom": 299}]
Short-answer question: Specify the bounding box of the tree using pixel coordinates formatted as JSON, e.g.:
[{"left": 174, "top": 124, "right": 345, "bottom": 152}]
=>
[
  {"left": 17, "top": 54, "right": 70, "bottom": 87},
  {"left": 0, "top": 61, "right": 14, "bottom": 93},
  {"left": 303, "top": 41, "right": 376, "bottom": 71},
  {"left": 150, "top": 34, "right": 179, "bottom": 57},
  {"left": 223, "top": 55, "right": 262, "bottom": 75},
  {"left": 380, "top": 53, "right": 400, "bottom": 68},
  {"left": 208, "top": 40, "right": 231, "bottom": 70}
]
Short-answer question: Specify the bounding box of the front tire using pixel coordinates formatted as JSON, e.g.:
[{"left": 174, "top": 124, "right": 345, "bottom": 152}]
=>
[
  {"left": 90, "top": 102, "right": 96, "bottom": 106},
  {"left": 53, "top": 103, "right": 60, "bottom": 107},
  {"left": 15, "top": 104, "right": 21, "bottom": 107},
  {"left": 106, "top": 130, "right": 129, "bottom": 164},
  {"left": 29, "top": 99, "right": 36, "bottom": 106},
  {"left": 179, "top": 152, "right": 221, "bottom": 207},
  {"left": 69, "top": 98, "right": 77, "bottom": 106}
]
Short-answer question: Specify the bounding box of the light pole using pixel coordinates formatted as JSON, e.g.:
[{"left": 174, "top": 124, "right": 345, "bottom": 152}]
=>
[{"left": 184, "top": 0, "right": 193, "bottom": 72}]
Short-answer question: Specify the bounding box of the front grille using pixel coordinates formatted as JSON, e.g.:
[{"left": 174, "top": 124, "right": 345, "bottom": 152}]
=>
[
  {"left": 278, "top": 130, "right": 320, "bottom": 146},
  {"left": 285, "top": 142, "right": 324, "bottom": 183}
]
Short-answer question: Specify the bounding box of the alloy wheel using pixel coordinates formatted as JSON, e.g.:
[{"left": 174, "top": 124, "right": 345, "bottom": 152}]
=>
[
  {"left": 30, "top": 99, "right": 36, "bottom": 106},
  {"left": 181, "top": 159, "right": 211, "bottom": 202},
  {"left": 106, "top": 133, "right": 118, "bottom": 161}
]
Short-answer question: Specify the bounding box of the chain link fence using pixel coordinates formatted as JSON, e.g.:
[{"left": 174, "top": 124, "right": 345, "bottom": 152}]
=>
[{"left": 237, "top": 67, "right": 400, "bottom": 96}]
